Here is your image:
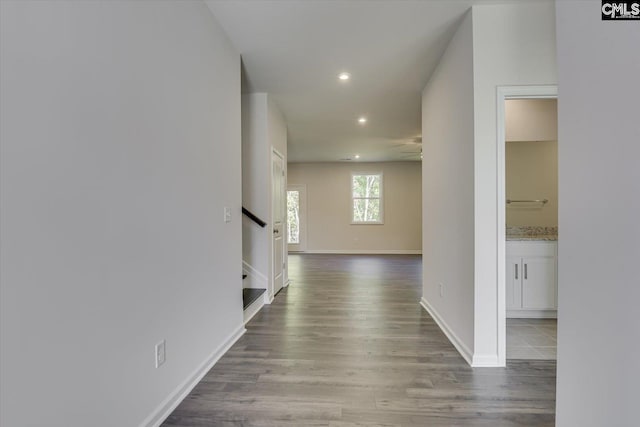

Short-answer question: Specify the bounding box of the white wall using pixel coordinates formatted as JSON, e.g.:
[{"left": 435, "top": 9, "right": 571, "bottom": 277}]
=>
[
  {"left": 421, "top": 11, "right": 476, "bottom": 362},
  {"left": 0, "top": 2, "right": 243, "bottom": 426},
  {"left": 287, "top": 162, "right": 422, "bottom": 253},
  {"left": 471, "top": 2, "right": 557, "bottom": 364},
  {"left": 242, "top": 94, "right": 269, "bottom": 286},
  {"left": 268, "top": 96, "right": 288, "bottom": 157},
  {"left": 555, "top": 2, "right": 640, "bottom": 426},
  {"left": 241, "top": 93, "right": 287, "bottom": 299}
]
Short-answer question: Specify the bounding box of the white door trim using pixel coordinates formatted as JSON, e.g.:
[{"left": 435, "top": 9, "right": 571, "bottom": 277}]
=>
[
  {"left": 271, "top": 148, "right": 286, "bottom": 299},
  {"left": 496, "top": 85, "right": 557, "bottom": 366}
]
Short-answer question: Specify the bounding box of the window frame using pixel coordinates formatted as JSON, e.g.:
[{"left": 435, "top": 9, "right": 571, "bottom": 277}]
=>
[
  {"left": 350, "top": 172, "right": 384, "bottom": 225},
  {"left": 286, "top": 184, "right": 307, "bottom": 252}
]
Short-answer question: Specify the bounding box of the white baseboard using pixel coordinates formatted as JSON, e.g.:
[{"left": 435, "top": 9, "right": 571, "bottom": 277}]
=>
[
  {"left": 242, "top": 260, "right": 268, "bottom": 290},
  {"left": 303, "top": 249, "right": 422, "bottom": 255},
  {"left": 472, "top": 354, "right": 501, "bottom": 367},
  {"left": 141, "top": 325, "right": 246, "bottom": 427},
  {"left": 243, "top": 294, "right": 265, "bottom": 324},
  {"left": 420, "top": 297, "right": 473, "bottom": 366},
  {"left": 420, "top": 298, "right": 502, "bottom": 367},
  {"left": 507, "top": 309, "right": 557, "bottom": 319}
]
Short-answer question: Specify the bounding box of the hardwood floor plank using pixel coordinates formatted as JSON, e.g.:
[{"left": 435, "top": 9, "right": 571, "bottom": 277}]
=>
[{"left": 162, "top": 254, "right": 555, "bottom": 426}]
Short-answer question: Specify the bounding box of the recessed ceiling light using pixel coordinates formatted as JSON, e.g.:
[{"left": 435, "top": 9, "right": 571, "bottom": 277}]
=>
[
  {"left": 338, "top": 72, "right": 351, "bottom": 81},
  {"left": 358, "top": 117, "right": 367, "bottom": 124},
  {"left": 354, "top": 154, "right": 360, "bottom": 159}
]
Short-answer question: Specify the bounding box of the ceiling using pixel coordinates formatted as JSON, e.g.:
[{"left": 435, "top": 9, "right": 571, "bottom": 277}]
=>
[{"left": 206, "top": 0, "right": 522, "bottom": 163}]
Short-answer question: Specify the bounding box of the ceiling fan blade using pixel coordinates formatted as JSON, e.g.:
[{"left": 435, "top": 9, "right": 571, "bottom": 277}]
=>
[{"left": 390, "top": 136, "right": 422, "bottom": 147}]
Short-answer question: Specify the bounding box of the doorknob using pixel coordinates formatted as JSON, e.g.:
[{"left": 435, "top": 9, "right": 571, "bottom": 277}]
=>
[{"left": 273, "top": 229, "right": 278, "bottom": 234}]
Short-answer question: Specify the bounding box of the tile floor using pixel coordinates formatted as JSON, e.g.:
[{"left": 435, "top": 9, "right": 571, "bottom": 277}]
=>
[{"left": 507, "top": 318, "right": 557, "bottom": 360}]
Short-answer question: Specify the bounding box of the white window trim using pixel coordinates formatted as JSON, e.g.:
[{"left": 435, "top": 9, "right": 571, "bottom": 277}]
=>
[{"left": 350, "top": 172, "right": 384, "bottom": 225}]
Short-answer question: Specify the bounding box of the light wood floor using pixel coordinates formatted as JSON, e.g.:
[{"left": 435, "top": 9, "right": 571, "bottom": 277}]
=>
[{"left": 163, "top": 254, "right": 556, "bottom": 426}]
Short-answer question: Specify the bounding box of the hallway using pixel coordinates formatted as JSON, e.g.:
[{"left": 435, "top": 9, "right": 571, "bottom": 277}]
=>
[{"left": 163, "top": 254, "right": 555, "bottom": 426}]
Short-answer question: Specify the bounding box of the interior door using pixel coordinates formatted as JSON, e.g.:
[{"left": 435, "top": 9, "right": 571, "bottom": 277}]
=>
[
  {"left": 272, "top": 150, "right": 285, "bottom": 296},
  {"left": 286, "top": 185, "right": 306, "bottom": 252}
]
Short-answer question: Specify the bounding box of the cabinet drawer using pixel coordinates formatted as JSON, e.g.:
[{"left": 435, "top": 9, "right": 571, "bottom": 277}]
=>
[{"left": 506, "top": 241, "right": 556, "bottom": 257}]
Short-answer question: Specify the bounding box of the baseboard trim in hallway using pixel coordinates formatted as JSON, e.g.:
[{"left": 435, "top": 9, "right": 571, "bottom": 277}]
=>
[
  {"left": 420, "top": 297, "right": 473, "bottom": 366},
  {"left": 243, "top": 289, "right": 266, "bottom": 324},
  {"left": 141, "top": 325, "right": 246, "bottom": 427},
  {"left": 303, "top": 249, "right": 422, "bottom": 255},
  {"left": 420, "top": 298, "right": 501, "bottom": 367}
]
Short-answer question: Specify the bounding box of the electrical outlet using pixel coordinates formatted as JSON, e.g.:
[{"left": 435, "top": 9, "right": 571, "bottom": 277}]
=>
[
  {"left": 224, "top": 207, "right": 231, "bottom": 223},
  {"left": 155, "top": 340, "right": 166, "bottom": 368},
  {"left": 439, "top": 283, "right": 444, "bottom": 298}
]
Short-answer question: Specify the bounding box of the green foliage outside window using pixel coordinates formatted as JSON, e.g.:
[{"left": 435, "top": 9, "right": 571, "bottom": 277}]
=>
[
  {"left": 287, "top": 190, "right": 300, "bottom": 244},
  {"left": 352, "top": 174, "right": 382, "bottom": 223}
]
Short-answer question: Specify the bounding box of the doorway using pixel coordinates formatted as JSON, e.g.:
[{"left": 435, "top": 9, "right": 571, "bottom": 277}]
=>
[
  {"left": 272, "top": 149, "right": 286, "bottom": 297},
  {"left": 497, "top": 86, "right": 558, "bottom": 365}
]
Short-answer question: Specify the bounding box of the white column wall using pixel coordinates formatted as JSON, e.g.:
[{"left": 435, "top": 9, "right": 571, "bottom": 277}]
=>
[
  {"left": 421, "top": 2, "right": 557, "bottom": 366},
  {"left": 471, "top": 3, "right": 557, "bottom": 364}
]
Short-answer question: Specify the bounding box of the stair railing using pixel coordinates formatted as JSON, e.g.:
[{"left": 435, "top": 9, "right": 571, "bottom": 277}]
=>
[{"left": 241, "top": 207, "right": 267, "bottom": 228}]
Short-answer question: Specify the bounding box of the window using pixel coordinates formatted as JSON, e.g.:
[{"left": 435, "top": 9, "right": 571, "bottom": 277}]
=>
[
  {"left": 287, "top": 190, "right": 300, "bottom": 244},
  {"left": 351, "top": 173, "right": 383, "bottom": 223}
]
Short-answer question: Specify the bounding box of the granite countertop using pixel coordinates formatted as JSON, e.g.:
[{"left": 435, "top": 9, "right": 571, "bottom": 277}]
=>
[
  {"left": 506, "top": 226, "right": 558, "bottom": 241},
  {"left": 506, "top": 234, "right": 557, "bottom": 241}
]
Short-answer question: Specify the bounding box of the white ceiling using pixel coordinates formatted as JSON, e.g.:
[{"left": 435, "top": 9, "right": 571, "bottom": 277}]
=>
[{"left": 206, "top": 0, "right": 530, "bottom": 163}]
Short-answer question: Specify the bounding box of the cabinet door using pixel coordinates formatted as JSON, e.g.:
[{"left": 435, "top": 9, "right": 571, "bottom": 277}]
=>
[
  {"left": 506, "top": 257, "right": 522, "bottom": 310},
  {"left": 522, "top": 256, "right": 556, "bottom": 309}
]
